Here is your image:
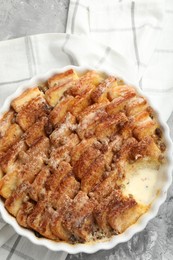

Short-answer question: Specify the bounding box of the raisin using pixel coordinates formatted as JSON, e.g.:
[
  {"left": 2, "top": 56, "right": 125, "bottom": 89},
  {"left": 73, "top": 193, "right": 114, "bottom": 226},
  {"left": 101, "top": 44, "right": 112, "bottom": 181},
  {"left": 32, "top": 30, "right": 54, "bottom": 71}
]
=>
[
  {"left": 160, "top": 142, "right": 166, "bottom": 152},
  {"left": 44, "top": 121, "right": 53, "bottom": 136},
  {"left": 155, "top": 128, "right": 162, "bottom": 138},
  {"left": 38, "top": 84, "right": 48, "bottom": 93},
  {"left": 34, "top": 231, "right": 42, "bottom": 238}
]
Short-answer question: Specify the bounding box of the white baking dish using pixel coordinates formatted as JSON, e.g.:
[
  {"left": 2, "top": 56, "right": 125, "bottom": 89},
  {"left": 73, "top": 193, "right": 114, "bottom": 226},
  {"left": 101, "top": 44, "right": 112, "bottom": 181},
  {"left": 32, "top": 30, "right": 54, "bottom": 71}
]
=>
[{"left": 0, "top": 65, "right": 172, "bottom": 254}]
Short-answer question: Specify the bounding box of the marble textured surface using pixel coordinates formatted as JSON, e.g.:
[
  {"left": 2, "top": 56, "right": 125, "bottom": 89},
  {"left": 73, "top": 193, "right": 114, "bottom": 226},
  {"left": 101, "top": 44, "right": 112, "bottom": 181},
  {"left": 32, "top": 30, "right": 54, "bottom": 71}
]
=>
[
  {"left": 0, "top": 1, "right": 173, "bottom": 259},
  {"left": 0, "top": 0, "right": 69, "bottom": 40}
]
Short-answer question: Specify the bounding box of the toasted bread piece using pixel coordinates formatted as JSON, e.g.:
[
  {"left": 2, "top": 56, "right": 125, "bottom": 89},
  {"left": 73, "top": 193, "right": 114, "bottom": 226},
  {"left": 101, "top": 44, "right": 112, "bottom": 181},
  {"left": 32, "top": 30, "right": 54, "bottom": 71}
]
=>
[
  {"left": 48, "top": 175, "right": 80, "bottom": 214},
  {"left": 77, "top": 102, "right": 108, "bottom": 122},
  {"left": 27, "top": 200, "right": 59, "bottom": 240},
  {"left": 95, "top": 112, "right": 128, "bottom": 139},
  {"left": 0, "top": 168, "right": 19, "bottom": 199},
  {"left": 53, "top": 174, "right": 80, "bottom": 201},
  {"left": 81, "top": 138, "right": 120, "bottom": 194},
  {"left": 93, "top": 190, "right": 121, "bottom": 237},
  {"left": 106, "top": 89, "right": 136, "bottom": 115},
  {"left": 133, "top": 120, "right": 158, "bottom": 140},
  {"left": 45, "top": 81, "right": 74, "bottom": 107},
  {"left": 117, "top": 137, "right": 138, "bottom": 162},
  {"left": 91, "top": 76, "right": 117, "bottom": 103},
  {"left": 49, "top": 96, "right": 75, "bottom": 126},
  {"left": 107, "top": 84, "right": 136, "bottom": 101},
  {"left": 5, "top": 182, "right": 30, "bottom": 216},
  {"left": 95, "top": 188, "right": 147, "bottom": 235},
  {"left": 69, "top": 81, "right": 96, "bottom": 97},
  {"left": 73, "top": 146, "right": 101, "bottom": 180},
  {"left": 48, "top": 69, "right": 78, "bottom": 89},
  {"left": 50, "top": 195, "right": 72, "bottom": 241},
  {"left": 0, "top": 123, "right": 23, "bottom": 157},
  {"left": 0, "top": 140, "right": 27, "bottom": 173},
  {"left": 64, "top": 191, "right": 95, "bottom": 242},
  {"left": 71, "top": 137, "right": 96, "bottom": 166},
  {"left": 16, "top": 96, "right": 49, "bottom": 131},
  {"left": 17, "top": 201, "right": 35, "bottom": 227},
  {"left": 115, "top": 137, "right": 138, "bottom": 175},
  {"left": 0, "top": 110, "right": 14, "bottom": 138},
  {"left": 45, "top": 162, "right": 72, "bottom": 193},
  {"left": 50, "top": 113, "right": 76, "bottom": 147},
  {"left": 17, "top": 137, "right": 50, "bottom": 184},
  {"left": 25, "top": 116, "right": 48, "bottom": 147},
  {"left": 81, "top": 154, "right": 105, "bottom": 193},
  {"left": 68, "top": 71, "right": 104, "bottom": 97},
  {"left": 126, "top": 96, "right": 147, "bottom": 116},
  {"left": 130, "top": 110, "right": 158, "bottom": 140},
  {"left": 69, "top": 94, "right": 92, "bottom": 117},
  {"left": 11, "top": 87, "right": 43, "bottom": 112},
  {"left": 131, "top": 136, "right": 161, "bottom": 162},
  {"left": 108, "top": 200, "right": 147, "bottom": 233},
  {"left": 90, "top": 170, "right": 119, "bottom": 202},
  {"left": 49, "top": 133, "right": 79, "bottom": 170},
  {"left": 45, "top": 69, "right": 79, "bottom": 106},
  {"left": 77, "top": 110, "right": 107, "bottom": 139},
  {"left": 27, "top": 169, "right": 80, "bottom": 241},
  {"left": 29, "top": 166, "right": 51, "bottom": 201}
]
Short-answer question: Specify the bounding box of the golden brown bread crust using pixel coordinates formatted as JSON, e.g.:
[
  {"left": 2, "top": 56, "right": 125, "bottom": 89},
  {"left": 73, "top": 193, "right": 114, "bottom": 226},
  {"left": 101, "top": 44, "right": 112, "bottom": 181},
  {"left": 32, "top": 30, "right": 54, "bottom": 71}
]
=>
[{"left": 0, "top": 69, "right": 165, "bottom": 243}]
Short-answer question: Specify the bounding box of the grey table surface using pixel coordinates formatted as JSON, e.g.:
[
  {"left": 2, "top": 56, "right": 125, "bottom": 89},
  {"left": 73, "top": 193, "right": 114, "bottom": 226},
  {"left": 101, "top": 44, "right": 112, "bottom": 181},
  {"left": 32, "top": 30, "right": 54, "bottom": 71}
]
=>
[{"left": 0, "top": 0, "right": 173, "bottom": 259}]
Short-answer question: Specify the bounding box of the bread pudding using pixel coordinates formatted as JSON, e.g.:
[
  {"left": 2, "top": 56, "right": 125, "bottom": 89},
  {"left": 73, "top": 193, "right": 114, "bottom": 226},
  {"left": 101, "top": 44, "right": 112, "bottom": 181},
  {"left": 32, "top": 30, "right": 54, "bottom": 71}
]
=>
[{"left": 0, "top": 69, "right": 166, "bottom": 243}]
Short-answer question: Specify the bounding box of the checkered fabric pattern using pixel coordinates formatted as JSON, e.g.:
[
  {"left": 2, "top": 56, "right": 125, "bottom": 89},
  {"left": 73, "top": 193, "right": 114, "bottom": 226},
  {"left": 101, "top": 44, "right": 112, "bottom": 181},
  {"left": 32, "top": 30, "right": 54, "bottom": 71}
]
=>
[{"left": 67, "top": 0, "right": 173, "bottom": 120}]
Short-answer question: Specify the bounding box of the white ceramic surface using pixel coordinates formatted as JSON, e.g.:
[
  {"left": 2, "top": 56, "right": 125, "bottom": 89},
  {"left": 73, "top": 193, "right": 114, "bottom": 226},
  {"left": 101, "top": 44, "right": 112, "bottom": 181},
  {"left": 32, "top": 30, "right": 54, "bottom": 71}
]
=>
[{"left": 0, "top": 65, "right": 172, "bottom": 254}]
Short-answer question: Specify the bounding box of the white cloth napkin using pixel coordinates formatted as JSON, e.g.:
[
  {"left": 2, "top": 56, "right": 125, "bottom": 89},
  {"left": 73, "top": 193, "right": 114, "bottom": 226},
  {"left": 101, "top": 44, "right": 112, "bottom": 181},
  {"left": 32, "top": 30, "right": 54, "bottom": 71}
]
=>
[
  {"left": 67, "top": 0, "right": 173, "bottom": 121},
  {"left": 67, "top": 0, "right": 164, "bottom": 79},
  {"left": 0, "top": 0, "right": 173, "bottom": 259}
]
